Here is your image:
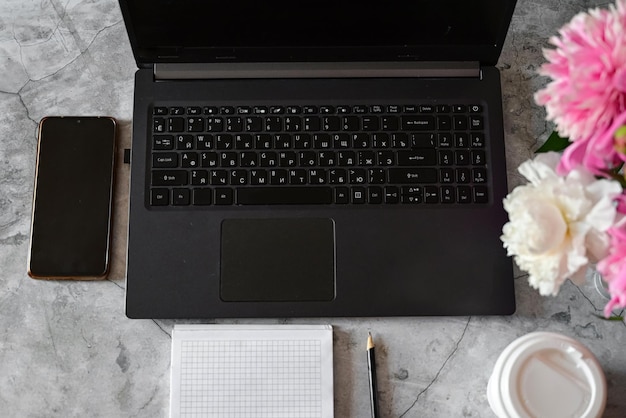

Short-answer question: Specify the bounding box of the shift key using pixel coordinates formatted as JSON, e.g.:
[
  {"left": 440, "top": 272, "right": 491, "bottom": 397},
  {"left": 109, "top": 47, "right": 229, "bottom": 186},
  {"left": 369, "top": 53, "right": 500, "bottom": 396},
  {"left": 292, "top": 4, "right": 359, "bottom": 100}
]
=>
[
  {"left": 388, "top": 168, "right": 437, "bottom": 183},
  {"left": 152, "top": 170, "right": 188, "bottom": 186}
]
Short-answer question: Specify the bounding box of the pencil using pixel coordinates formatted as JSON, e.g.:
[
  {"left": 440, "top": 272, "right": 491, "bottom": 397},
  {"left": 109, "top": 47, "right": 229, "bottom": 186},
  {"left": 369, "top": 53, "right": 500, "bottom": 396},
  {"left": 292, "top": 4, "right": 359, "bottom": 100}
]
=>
[{"left": 367, "top": 332, "right": 380, "bottom": 418}]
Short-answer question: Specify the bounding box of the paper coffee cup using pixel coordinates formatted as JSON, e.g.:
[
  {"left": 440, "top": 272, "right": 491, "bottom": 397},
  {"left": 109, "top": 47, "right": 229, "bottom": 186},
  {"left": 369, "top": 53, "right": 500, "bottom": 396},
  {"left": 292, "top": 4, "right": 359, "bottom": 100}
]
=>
[{"left": 487, "top": 332, "right": 606, "bottom": 418}]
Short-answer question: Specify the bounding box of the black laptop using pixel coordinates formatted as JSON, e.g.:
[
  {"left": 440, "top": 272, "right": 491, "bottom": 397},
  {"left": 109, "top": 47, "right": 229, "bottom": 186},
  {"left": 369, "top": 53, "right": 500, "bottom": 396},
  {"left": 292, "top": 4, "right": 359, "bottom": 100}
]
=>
[{"left": 119, "top": 0, "right": 517, "bottom": 319}]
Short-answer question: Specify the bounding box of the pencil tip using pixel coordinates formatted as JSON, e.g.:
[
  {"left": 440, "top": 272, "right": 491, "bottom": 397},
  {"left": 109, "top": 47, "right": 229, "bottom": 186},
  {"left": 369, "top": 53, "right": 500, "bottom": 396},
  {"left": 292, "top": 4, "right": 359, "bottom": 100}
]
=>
[{"left": 367, "top": 332, "right": 374, "bottom": 350}]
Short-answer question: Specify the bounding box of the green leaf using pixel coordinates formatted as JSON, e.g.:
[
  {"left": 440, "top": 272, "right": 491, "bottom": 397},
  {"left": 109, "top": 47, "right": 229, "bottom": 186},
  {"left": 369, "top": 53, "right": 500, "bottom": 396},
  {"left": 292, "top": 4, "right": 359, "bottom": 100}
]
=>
[
  {"left": 592, "top": 313, "right": 624, "bottom": 321},
  {"left": 536, "top": 131, "right": 571, "bottom": 153}
]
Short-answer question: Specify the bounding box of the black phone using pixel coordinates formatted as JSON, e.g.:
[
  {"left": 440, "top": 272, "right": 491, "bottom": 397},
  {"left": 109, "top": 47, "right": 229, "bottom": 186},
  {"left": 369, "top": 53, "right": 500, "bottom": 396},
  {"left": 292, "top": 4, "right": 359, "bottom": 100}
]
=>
[{"left": 28, "top": 116, "right": 116, "bottom": 279}]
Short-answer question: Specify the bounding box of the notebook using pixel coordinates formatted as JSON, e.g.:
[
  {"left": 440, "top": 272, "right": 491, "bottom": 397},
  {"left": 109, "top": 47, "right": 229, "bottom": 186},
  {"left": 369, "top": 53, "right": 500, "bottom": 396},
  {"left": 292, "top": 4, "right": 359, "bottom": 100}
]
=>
[
  {"left": 170, "top": 324, "right": 333, "bottom": 418},
  {"left": 119, "top": 0, "right": 517, "bottom": 318}
]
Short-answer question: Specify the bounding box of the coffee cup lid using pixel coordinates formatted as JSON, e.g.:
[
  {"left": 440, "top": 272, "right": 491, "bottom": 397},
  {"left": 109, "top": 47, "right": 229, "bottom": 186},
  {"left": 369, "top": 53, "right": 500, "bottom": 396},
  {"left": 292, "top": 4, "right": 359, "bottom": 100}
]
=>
[{"left": 488, "top": 332, "right": 606, "bottom": 418}]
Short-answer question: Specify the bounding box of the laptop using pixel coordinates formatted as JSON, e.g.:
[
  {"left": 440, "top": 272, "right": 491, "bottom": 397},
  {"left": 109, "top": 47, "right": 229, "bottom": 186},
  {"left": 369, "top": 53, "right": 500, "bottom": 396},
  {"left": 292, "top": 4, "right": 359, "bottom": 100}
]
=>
[{"left": 119, "top": 0, "right": 517, "bottom": 319}]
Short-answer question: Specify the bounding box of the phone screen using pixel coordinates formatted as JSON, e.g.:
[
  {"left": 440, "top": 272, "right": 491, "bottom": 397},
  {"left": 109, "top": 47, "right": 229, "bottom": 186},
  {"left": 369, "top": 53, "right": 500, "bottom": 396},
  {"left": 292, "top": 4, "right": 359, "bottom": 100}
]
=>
[{"left": 28, "top": 117, "right": 116, "bottom": 278}]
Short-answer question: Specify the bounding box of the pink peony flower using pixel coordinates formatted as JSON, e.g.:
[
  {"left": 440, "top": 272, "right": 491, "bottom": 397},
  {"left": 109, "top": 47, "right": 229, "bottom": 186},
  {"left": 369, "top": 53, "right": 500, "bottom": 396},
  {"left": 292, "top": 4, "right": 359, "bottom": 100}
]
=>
[
  {"left": 534, "top": 0, "right": 626, "bottom": 142},
  {"left": 597, "top": 218, "right": 626, "bottom": 316},
  {"left": 557, "top": 111, "right": 626, "bottom": 175}
]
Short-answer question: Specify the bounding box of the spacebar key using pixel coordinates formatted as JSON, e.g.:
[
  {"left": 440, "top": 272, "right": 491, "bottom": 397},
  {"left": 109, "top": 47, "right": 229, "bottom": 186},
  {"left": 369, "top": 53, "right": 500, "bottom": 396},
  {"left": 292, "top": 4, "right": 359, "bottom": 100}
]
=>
[{"left": 236, "top": 187, "right": 333, "bottom": 205}]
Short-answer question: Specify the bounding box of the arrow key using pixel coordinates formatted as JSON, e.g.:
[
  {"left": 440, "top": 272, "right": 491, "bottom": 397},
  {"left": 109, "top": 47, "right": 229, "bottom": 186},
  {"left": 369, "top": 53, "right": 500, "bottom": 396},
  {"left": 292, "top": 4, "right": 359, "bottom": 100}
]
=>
[
  {"left": 424, "top": 186, "right": 439, "bottom": 203},
  {"left": 384, "top": 186, "right": 400, "bottom": 204}
]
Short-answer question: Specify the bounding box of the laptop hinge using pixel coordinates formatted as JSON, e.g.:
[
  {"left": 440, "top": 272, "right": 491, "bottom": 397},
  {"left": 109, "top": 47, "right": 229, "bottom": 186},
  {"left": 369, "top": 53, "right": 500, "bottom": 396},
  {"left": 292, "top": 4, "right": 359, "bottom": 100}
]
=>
[{"left": 153, "top": 62, "right": 480, "bottom": 80}]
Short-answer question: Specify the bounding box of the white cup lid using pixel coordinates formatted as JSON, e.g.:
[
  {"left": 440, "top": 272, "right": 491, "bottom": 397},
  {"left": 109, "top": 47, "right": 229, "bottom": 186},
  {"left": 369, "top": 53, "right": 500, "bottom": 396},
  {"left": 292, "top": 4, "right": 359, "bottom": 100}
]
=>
[{"left": 488, "top": 332, "right": 606, "bottom": 418}]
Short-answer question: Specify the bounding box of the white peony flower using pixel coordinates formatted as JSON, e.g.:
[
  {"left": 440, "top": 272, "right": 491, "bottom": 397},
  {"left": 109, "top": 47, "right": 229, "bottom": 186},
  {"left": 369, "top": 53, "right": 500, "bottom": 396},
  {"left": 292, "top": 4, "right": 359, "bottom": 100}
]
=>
[{"left": 501, "top": 152, "right": 622, "bottom": 296}]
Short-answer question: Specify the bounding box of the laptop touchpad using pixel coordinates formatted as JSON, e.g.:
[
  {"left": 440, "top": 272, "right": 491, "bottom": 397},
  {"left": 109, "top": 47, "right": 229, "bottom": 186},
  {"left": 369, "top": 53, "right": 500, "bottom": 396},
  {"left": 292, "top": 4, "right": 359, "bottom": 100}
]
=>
[{"left": 220, "top": 218, "right": 336, "bottom": 302}]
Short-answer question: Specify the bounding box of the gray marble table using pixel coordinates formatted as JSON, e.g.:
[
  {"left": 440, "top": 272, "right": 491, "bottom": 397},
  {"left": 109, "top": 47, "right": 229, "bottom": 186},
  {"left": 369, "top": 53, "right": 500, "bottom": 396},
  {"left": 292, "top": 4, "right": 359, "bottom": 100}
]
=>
[{"left": 1, "top": 1, "right": 625, "bottom": 417}]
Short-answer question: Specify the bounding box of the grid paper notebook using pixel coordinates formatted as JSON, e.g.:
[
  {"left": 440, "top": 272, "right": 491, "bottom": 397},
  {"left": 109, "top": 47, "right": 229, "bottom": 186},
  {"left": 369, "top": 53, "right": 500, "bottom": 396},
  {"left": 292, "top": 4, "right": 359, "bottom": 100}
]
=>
[{"left": 170, "top": 324, "right": 334, "bottom": 418}]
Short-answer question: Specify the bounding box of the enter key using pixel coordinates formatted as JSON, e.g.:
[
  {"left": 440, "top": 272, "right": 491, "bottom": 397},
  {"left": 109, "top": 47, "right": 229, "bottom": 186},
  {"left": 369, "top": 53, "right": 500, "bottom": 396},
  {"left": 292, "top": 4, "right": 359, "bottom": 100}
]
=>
[{"left": 397, "top": 149, "right": 437, "bottom": 166}]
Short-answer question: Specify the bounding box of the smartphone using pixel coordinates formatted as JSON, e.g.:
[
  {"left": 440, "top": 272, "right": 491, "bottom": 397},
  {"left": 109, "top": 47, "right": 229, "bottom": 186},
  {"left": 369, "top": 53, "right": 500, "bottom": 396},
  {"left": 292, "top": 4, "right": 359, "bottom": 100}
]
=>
[{"left": 28, "top": 116, "right": 116, "bottom": 279}]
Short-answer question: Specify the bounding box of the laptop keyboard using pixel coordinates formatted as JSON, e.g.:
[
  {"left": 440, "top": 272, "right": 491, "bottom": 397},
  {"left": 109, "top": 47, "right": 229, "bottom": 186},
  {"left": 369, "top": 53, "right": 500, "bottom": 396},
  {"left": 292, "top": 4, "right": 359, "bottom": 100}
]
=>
[{"left": 149, "top": 104, "right": 489, "bottom": 206}]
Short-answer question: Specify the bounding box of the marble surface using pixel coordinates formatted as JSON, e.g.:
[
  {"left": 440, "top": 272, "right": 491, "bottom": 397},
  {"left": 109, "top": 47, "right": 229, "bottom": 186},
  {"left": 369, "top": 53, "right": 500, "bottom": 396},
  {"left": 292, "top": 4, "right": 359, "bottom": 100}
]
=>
[{"left": 1, "top": 0, "right": 625, "bottom": 417}]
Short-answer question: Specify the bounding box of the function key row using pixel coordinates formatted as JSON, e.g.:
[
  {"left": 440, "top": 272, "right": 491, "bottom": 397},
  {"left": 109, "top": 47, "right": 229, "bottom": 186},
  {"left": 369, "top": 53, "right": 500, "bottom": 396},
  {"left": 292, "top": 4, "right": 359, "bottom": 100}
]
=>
[
  {"left": 153, "top": 104, "right": 483, "bottom": 116},
  {"left": 153, "top": 114, "right": 484, "bottom": 134}
]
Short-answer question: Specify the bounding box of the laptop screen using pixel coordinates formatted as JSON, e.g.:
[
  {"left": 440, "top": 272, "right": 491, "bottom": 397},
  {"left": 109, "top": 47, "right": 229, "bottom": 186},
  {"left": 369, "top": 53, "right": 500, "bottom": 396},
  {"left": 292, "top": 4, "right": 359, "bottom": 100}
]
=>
[{"left": 119, "top": 0, "right": 516, "bottom": 66}]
